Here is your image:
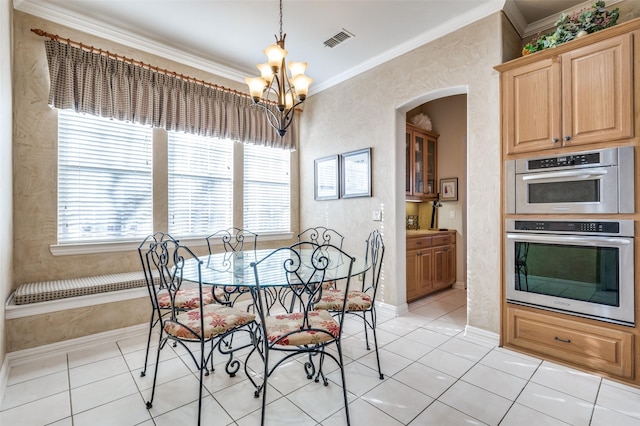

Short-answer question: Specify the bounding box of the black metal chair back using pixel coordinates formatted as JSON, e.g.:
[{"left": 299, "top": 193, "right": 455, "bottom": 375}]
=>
[
  {"left": 205, "top": 227, "right": 258, "bottom": 306},
  {"left": 297, "top": 226, "right": 344, "bottom": 248},
  {"left": 206, "top": 227, "right": 258, "bottom": 254}
]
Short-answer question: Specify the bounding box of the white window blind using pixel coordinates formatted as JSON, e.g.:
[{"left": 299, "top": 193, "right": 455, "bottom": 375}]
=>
[
  {"left": 58, "top": 110, "right": 153, "bottom": 243},
  {"left": 243, "top": 144, "right": 290, "bottom": 233},
  {"left": 168, "top": 133, "right": 233, "bottom": 237}
]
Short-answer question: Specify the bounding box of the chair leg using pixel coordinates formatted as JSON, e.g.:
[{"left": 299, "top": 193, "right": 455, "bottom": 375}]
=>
[
  {"left": 336, "top": 342, "right": 351, "bottom": 426},
  {"left": 145, "top": 333, "right": 165, "bottom": 409},
  {"left": 259, "top": 348, "right": 269, "bottom": 426},
  {"left": 197, "top": 341, "right": 205, "bottom": 426},
  {"left": 140, "top": 311, "right": 156, "bottom": 377},
  {"left": 362, "top": 312, "right": 371, "bottom": 351},
  {"left": 368, "top": 310, "right": 384, "bottom": 380}
]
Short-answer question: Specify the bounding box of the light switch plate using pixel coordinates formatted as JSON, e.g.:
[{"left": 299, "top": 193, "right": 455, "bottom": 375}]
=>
[{"left": 372, "top": 210, "right": 382, "bottom": 221}]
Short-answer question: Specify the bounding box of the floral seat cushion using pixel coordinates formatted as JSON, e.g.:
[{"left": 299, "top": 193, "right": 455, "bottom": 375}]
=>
[
  {"left": 265, "top": 310, "right": 339, "bottom": 346},
  {"left": 156, "top": 287, "right": 215, "bottom": 309},
  {"left": 164, "top": 304, "right": 256, "bottom": 340},
  {"left": 314, "top": 289, "right": 372, "bottom": 311}
]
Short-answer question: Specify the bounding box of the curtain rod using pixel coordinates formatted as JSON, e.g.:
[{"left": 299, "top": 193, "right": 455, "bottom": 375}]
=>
[{"left": 31, "top": 28, "right": 254, "bottom": 101}]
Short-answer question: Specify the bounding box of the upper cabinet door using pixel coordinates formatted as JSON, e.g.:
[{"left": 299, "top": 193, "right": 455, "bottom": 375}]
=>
[
  {"left": 503, "top": 58, "right": 562, "bottom": 155},
  {"left": 561, "top": 33, "right": 634, "bottom": 148},
  {"left": 406, "top": 123, "right": 439, "bottom": 200},
  {"left": 502, "top": 32, "right": 634, "bottom": 155}
]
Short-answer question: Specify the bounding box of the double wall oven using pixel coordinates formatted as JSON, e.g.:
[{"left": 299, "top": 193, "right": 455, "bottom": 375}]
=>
[{"left": 505, "top": 147, "right": 635, "bottom": 326}]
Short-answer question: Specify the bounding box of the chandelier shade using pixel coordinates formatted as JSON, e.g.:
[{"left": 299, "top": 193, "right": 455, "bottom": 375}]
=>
[{"left": 245, "top": 0, "right": 312, "bottom": 137}]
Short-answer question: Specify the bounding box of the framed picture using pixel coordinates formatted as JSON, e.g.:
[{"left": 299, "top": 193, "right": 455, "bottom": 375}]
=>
[
  {"left": 314, "top": 155, "right": 339, "bottom": 200},
  {"left": 440, "top": 177, "right": 458, "bottom": 201},
  {"left": 340, "top": 148, "right": 371, "bottom": 198}
]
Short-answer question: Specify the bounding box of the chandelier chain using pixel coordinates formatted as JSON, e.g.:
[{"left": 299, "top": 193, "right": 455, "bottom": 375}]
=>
[{"left": 279, "top": 0, "right": 284, "bottom": 40}]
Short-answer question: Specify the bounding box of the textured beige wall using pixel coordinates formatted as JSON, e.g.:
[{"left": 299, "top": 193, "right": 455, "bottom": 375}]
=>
[
  {"left": 300, "top": 14, "right": 503, "bottom": 333},
  {"left": 1, "top": 0, "right": 15, "bottom": 363}
]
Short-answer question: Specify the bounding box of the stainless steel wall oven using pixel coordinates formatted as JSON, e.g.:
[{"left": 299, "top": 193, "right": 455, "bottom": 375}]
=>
[{"left": 505, "top": 219, "right": 634, "bottom": 326}]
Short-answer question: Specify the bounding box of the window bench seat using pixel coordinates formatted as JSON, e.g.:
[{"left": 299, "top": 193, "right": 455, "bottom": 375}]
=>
[{"left": 6, "top": 272, "right": 151, "bottom": 320}]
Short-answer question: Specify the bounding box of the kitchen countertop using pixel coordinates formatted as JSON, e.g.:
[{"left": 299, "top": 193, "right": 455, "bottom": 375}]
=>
[{"left": 406, "top": 229, "right": 454, "bottom": 237}]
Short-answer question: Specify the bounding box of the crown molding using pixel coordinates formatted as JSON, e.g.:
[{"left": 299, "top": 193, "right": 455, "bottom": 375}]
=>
[
  {"left": 313, "top": 0, "right": 506, "bottom": 94},
  {"left": 13, "top": 0, "right": 248, "bottom": 85}
]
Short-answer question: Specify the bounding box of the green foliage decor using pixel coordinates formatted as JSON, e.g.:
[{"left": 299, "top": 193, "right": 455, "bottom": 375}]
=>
[{"left": 522, "top": 1, "right": 620, "bottom": 56}]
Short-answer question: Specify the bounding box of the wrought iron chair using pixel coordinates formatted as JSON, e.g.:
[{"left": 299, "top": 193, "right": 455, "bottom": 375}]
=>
[
  {"left": 137, "top": 232, "right": 217, "bottom": 378},
  {"left": 141, "top": 238, "right": 256, "bottom": 425},
  {"left": 297, "top": 226, "right": 344, "bottom": 248},
  {"left": 314, "top": 229, "right": 386, "bottom": 379},
  {"left": 205, "top": 227, "right": 258, "bottom": 306},
  {"left": 247, "top": 243, "right": 354, "bottom": 426}
]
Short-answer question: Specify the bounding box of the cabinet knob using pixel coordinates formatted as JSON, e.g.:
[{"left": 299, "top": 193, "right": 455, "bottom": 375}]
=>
[
  {"left": 552, "top": 138, "right": 559, "bottom": 143},
  {"left": 563, "top": 135, "right": 571, "bottom": 141}
]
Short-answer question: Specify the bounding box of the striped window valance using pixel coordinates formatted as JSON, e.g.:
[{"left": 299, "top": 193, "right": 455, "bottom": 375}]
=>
[{"left": 44, "top": 39, "right": 296, "bottom": 149}]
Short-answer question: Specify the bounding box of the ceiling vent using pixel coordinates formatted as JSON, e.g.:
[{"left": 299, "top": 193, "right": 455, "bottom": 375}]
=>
[{"left": 323, "top": 29, "right": 355, "bottom": 48}]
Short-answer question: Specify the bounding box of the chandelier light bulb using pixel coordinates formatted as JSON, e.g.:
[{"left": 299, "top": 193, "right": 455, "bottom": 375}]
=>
[
  {"left": 264, "top": 43, "right": 287, "bottom": 71},
  {"left": 288, "top": 61, "right": 307, "bottom": 78},
  {"left": 245, "top": 77, "right": 267, "bottom": 100},
  {"left": 292, "top": 75, "right": 313, "bottom": 99},
  {"left": 257, "top": 63, "right": 275, "bottom": 83}
]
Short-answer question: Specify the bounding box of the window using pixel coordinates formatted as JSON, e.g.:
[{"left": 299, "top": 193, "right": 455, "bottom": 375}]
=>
[
  {"left": 57, "top": 110, "right": 153, "bottom": 243},
  {"left": 57, "top": 111, "right": 292, "bottom": 248},
  {"left": 243, "top": 144, "right": 290, "bottom": 233},
  {"left": 168, "top": 133, "right": 233, "bottom": 237}
]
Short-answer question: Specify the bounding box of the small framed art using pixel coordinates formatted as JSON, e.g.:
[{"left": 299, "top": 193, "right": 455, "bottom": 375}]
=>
[
  {"left": 314, "top": 155, "right": 339, "bottom": 200},
  {"left": 440, "top": 177, "right": 458, "bottom": 201},
  {"left": 340, "top": 148, "right": 371, "bottom": 198}
]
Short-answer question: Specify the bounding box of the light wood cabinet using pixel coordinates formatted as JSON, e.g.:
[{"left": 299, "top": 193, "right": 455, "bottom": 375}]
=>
[
  {"left": 432, "top": 234, "right": 456, "bottom": 291},
  {"left": 498, "top": 19, "right": 640, "bottom": 385},
  {"left": 406, "top": 124, "right": 438, "bottom": 200},
  {"left": 501, "top": 33, "right": 633, "bottom": 154},
  {"left": 506, "top": 306, "right": 634, "bottom": 379},
  {"left": 406, "top": 232, "right": 455, "bottom": 302}
]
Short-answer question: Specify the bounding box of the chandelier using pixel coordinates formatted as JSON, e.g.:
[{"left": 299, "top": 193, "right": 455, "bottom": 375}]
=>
[{"left": 245, "top": 0, "right": 312, "bottom": 137}]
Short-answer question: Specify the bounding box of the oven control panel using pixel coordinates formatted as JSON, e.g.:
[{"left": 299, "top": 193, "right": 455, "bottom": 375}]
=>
[
  {"left": 527, "top": 152, "right": 601, "bottom": 170},
  {"left": 514, "top": 220, "right": 620, "bottom": 233}
]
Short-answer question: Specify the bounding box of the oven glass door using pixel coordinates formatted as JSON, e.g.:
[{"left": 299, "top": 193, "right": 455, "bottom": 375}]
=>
[
  {"left": 515, "top": 166, "right": 618, "bottom": 213},
  {"left": 506, "top": 233, "right": 634, "bottom": 325},
  {"left": 514, "top": 241, "right": 619, "bottom": 306}
]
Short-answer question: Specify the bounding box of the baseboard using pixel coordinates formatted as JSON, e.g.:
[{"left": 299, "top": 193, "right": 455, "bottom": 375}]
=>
[
  {"left": 452, "top": 281, "right": 466, "bottom": 289},
  {"left": 376, "top": 300, "right": 409, "bottom": 317},
  {"left": 6, "top": 323, "right": 148, "bottom": 367},
  {"left": 464, "top": 325, "right": 500, "bottom": 347},
  {"left": 0, "top": 355, "right": 9, "bottom": 411}
]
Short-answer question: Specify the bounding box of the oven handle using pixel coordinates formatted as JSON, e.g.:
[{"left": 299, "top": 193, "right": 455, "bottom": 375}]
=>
[
  {"left": 521, "top": 169, "right": 607, "bottom": 181},
  {"left": 506, "top": 233, "right": 631, "bottom": 246}
]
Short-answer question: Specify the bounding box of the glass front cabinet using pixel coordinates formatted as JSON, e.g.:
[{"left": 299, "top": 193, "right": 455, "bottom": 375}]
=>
[{"left": 406, "top": 123, "right": 438, "bottom": 201}]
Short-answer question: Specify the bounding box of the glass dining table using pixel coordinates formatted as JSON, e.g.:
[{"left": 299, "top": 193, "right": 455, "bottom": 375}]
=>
[{"left": 180, "top": 247, "right": 370, "bottom": 290}]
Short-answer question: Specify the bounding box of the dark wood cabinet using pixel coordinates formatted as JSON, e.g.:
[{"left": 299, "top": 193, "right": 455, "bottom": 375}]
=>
[{"left": 406, "top": 124, "right": 438, "bottom": 200}]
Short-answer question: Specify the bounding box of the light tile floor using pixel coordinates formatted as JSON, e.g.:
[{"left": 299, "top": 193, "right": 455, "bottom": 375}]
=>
[{"left": 3, "top": 288, "right": 640, "bottom": 425}]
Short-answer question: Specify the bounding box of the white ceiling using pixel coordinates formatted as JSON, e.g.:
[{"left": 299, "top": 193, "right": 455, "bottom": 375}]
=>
[{"left": 14, "top": 0, "right": 606, "bottom": 95}]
